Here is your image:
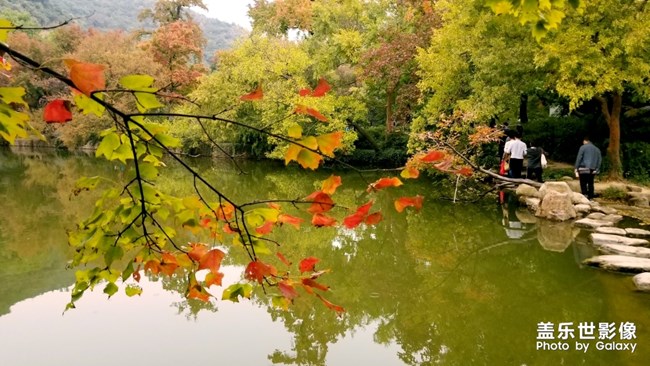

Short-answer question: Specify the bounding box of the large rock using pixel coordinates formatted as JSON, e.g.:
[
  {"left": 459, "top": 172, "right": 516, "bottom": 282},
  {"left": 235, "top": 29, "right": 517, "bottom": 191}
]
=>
[
  {"left": 538, "top": 182, "right": 573, "bottom": 200},
  {"left": 587, "top": 212, "right": 606, "bottom": 220},
  {"left": 583, "top": 255, "right": 650, "bottom": 273},
  {"left": 626, "top": 228, "right": 650, "bottom": 238},
  {"left": 571, "top": 192, "right": 591, "bottom": 205},
  {"left": 627, "top": 192, "right": 649, "bottom": 208},
  {"left": 524, "top": 197, "right": 540, "bottom": 212},
  {"left": 602, "top": 214, "right": 623, "bottom": 224},
  {"left": 595, "top": 227, "right": 628, "bottom": 236},
  {"left": 627, "top": 185, "right": 643, "bottom": 193},
  {"left": 574, "top": 204, "right": 591, "bottom": 215},
  {"left": 516, "top": 184, "right": 539, "bottom": 197},
  {"left": 598, "top": 243, "right": 650, "bottom": 258},
  {"left": 590, "top": 233, "right": 649, "bottom": 246},
  {"left": 535, "top": 190, "right": 576, "bottom": 221},
  {"left": 537, "top": 221, "right": 578, "bottom": 252},
  {"left": 515, "top": 208, "right": 538, "bottom": 224},
  {"left": 633, "top": 273, "right": 650, "bottom": 292},
  {"left": 565, "top": 180, "right": 581, "bottom": 193},
  {"left": 574, "top": 218, "right": 614, "bottom": 229},
  {"left": 593, "top": 205, "right": 618, "bottom": 215}
]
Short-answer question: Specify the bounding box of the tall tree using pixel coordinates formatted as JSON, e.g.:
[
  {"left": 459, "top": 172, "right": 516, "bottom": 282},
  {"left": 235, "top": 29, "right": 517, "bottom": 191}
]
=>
[
  {"left": 535, "top": 0, "right": 650, "bottom": 179},
  {"left": 415, "top": 0, "right": 544, "bottom": 144},
  {"left": 138, "top": 0, "right": 207, "bottom": 24},
  {"left": 140, "top": 0, "right": 208, "bottom": 92}
]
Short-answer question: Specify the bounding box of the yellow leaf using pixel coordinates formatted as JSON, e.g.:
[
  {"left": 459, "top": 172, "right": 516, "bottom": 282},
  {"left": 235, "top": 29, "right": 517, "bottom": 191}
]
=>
[
  {"left": 301, "top": 136, "right": 318, "bottom": 150},
  {"left": 0, "top": 19, "right": 12, "bottom": 43},
  {"left": 288, "top": 124, "right": 302, "bottom": 139},
  {"left": 489, "top": 1, "right": 514, "bottom": 15},
  {"left": 315, "top": 132, "right": 343, "bottom": 157},
  {"left": 284, "top": 144, "right": 301, "bottom": 165},
  {"left": 296, "top": 149, "right": 322, "bottom": 170}
]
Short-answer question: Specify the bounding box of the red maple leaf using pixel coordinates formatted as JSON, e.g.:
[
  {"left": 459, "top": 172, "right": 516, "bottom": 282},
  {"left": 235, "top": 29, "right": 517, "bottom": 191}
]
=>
[
  {"left": 420, "top": 150, "right": 445, "bottom": 163},
  {"left": 299, "top": 257, "right": 320, "bottom": 273},
  {"left": 43, "top": 99, "right": 73, "bottom": 123},
  {"left": 198, "top": 248, "right": 225, "bottom": 273},
  {"left": 311, "top": 77, "right": 331, "bottom": 97},
  {"left": 311, "top": 213, "right": 337, "bottom": 227},
  {"left": 305, "top": 191, "right": 335, "bottom": 213},
  {"left": 240, "top": 84, "right": 263, "bottom": 101},
  {"left": 367, "top": 177, "right": 403, "bottom": 192},
  {"left": 395, "top": 195, "right": 424, "bottom": 213},
  {"left": 63, "top": 59, "right": 106, "bottom": 96},
  {"left": 244, "top": 260, "right": 277, "bottom": 284}
]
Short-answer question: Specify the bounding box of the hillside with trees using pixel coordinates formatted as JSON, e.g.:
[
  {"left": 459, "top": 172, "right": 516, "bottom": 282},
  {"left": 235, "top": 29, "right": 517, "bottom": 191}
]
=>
[{"left": 0, "top": 0, "right": 246, "bottom": 57}]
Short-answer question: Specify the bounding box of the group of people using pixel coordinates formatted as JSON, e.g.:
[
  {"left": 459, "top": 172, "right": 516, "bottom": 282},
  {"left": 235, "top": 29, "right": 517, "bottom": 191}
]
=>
[
  {"left": 499, "top": 127, "right": 602, "bottom": 200},
  {"left": 499, "top": 130, "right": 546, "bottom": 182}
]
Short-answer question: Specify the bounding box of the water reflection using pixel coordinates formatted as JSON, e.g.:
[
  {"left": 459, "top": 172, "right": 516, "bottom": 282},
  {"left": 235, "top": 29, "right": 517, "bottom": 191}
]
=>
[{"left": 1, "top": 150, "right": 649, "bottom": 366}]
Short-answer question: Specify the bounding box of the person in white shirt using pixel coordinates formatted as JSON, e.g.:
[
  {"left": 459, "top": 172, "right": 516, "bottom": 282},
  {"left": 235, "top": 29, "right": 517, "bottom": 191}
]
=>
[{"left": 503, "top": 132, "right": 527, "bottom": 178}]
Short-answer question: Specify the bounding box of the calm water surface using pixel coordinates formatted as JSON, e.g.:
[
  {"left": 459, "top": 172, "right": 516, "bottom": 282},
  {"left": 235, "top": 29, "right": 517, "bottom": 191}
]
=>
[{"left": 0, "top": 149, "right": 648, "bottom": 366}]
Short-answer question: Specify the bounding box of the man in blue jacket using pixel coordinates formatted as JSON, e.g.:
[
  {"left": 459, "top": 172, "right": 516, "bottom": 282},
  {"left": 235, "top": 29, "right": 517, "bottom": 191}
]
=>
[{"left": 574, "top": 137, "right": 602, "bottom": 199}]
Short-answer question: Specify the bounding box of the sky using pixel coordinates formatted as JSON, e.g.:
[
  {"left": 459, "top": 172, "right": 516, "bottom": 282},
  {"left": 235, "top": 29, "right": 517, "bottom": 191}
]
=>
[{"left": 195, "top": 0, "right": 255, "bottom": 30}]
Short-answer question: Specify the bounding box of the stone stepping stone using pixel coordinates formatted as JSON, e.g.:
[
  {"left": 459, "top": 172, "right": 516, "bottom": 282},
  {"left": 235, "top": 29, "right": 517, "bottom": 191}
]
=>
[
  {"left": 575, "top": 218, "right": 614, "bottom": 229},
  {"left": 595, "top": 227, "right": 627, "bottom": 236},
  {"left": 593, "top": 206, "right": 618, "bottom": 215},
  {"left": 590, "top": 233, "right": 649, "bottom": 246},
  {"left": 583, "top": 255, "right": 650, "bottom": 273},
  {"left": 626, "top": 228, "right": 650, "bottom": 238},
  {"left": 586, "top": 212, "right": 605, "bottom": 220},
  {"left": 602, "top": 214, "right": 623, "bottom": 224},
  {"left": 633, "top": 273, "right": 650, "bottom": 292},
  {"left": 598, "top": 243, "right": 650, "bottom": 258}
]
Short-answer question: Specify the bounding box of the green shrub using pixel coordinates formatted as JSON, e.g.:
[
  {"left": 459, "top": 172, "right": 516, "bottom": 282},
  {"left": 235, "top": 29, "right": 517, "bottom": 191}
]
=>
[
  {"left": 622, "top": 141, "right": 650, "bottom": 184},
  {"left": 601, "top": 186, "right": 628, "bottom": 201}
]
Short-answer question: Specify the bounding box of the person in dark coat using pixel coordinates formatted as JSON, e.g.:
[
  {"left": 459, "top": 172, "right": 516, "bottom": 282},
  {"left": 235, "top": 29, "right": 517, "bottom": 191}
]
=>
[
  {"left": 526, "top": 144, "right": 545, "bottom": 183},
  {"left": 574, "top": 137, "right": 602, "bottom": 199}
]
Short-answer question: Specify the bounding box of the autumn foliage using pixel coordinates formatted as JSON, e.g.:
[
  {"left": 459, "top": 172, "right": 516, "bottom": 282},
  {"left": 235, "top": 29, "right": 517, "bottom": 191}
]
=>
[{"left": 0, "top": 7, "right": 472, "bottom": 316}]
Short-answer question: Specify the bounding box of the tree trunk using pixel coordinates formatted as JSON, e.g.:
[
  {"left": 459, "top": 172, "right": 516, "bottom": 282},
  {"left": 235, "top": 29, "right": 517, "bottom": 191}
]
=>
[
  {"left": 385, "top": 87, "right": 396, "bottom": 134},
  {"left": 347, "top": 119, "right": 380, "bottom": 151},
  {"left": 596, "top": 93, "right": 623, "bottom": 180},
  {"left": 519, "top": 93, "right": 528, "bottom": 124}
]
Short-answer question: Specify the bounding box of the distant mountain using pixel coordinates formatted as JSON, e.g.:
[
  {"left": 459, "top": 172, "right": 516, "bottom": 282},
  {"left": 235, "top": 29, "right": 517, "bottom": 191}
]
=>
[{"left": 0, "top": 0, "right": 247, "bottom": 59}]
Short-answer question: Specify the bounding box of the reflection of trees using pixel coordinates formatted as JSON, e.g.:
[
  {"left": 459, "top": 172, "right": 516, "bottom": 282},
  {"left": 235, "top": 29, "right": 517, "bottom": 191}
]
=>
[
  {"left": 0, "top": 150, "right": 116, "bottom": 315},
  {"left": 2, "top": 152, "right": 648, "bottom": 365}
]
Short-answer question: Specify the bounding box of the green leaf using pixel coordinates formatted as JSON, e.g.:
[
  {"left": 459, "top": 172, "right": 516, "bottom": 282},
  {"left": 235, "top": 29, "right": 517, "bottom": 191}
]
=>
[
  {"left": 104, "top": 245, "right": 124, "bottom": 267},
  {"left": 95, "top": 132, "right": 120, "bottom": 160},
  {"left": 99, "top": 269, "right": 120, "bottom": 283},
  {"left": 154, "top": 133, "right": 180, "bottom": 149},
  {"left": 0, "top": 104, "right": 30, "bottom": 144},
  {"left": 222, "top": 283, "right": 253, "bottom": 302},
  {"left": 0, "top": 87, "right": 28, "bottom": 107},
  {"left": 122, "top": 261, "right": 135, "bottom": 282},
  {"left": 252, "top": 239, "right": 272, "bottom": 255},
  {"left": 138, "top": 162, "right": 159, "bottom": 180},
  {"left": 111, "top": 142, "right": 134, "bottom": 164},
  {"left": 74, "top": 92, "right": 105, "bottom": 117},
  {"left": 103, "top": 283, "right": 119, "bottom": 298},
  {"left": 125, "top": 284, "right": 143, "bottom": 297},
  {"left": 0, "top": 19, "right": 13, "bottom": 42},
  {"left": 272, "top": 295, "right": 291, "bottom": 310},
  {"left": 75, "top": 176, "right": 102, "bottom": 190},
  {"left": 134, "top": 91, "right": 164, "bottom": 112},
  {"left": 119, "top": 74, "right": 155, "bottom": 90}
]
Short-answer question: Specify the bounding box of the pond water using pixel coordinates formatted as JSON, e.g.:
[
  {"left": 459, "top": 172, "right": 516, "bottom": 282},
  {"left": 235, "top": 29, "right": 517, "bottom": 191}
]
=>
[{"left": 0, "top": 149, "right": 648, "bottom": 366}]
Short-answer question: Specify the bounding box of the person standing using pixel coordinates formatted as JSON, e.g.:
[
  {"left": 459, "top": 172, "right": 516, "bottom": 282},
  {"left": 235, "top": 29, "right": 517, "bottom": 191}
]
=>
[
  {"left": 526, "top": 144, "right": 546, "bottom": 183},
  {"left": 504, "top": 132, "right": 527, "bottom": 178},
  {"left": 574, "top": 137, "right": 602, "bottom": 199}
]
